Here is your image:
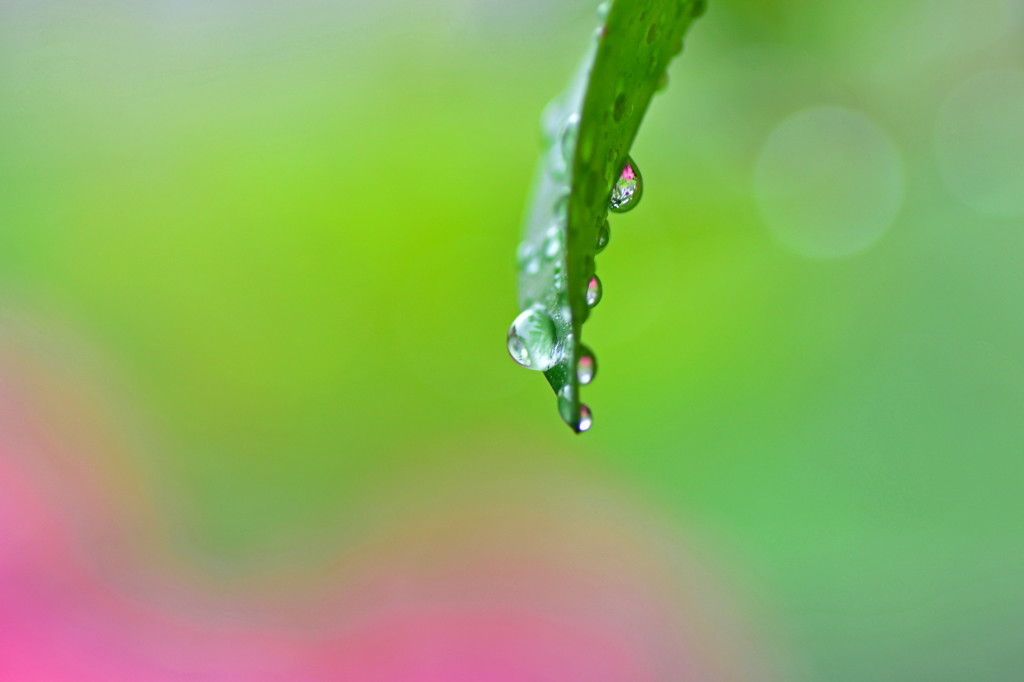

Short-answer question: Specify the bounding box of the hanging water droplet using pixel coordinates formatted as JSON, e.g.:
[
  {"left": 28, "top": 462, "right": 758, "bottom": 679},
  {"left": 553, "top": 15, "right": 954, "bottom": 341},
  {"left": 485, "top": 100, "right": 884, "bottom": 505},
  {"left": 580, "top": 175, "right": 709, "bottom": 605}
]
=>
[
  {"left": 577, "top": 349, "right": 597, "bottom": 385},
  {"left": 577, "top": 404, "right": 593, "bottom": 432},
  {"left": 610, "top": 156, "right": 643, "bottom": 213},
  {"left": 596, "top": 220, "right": 610, "bottom": 253},
  {"left": 585, "top": 275, "right": 603, "bottom": 307},
  {"left": 507, "top": 306, "right": 559, "bottom": 371}
]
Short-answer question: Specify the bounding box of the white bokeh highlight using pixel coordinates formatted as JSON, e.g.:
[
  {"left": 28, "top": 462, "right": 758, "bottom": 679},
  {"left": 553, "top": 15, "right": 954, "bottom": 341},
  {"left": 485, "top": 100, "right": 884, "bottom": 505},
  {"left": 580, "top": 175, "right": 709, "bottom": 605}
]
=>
[
  {"left": 754, "top": 106, "right": 905, "bottom": 259},
  {"left": 935, "top": 69, "right": 1024, "bottom": 218}
]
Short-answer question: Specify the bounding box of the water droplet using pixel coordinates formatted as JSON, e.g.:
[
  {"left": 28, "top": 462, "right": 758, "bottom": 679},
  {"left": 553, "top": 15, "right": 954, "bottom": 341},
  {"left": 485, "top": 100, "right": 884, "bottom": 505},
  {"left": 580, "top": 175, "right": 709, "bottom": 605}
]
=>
[
  {"left": 557, "top": 384, "right": 575, "bottom": 426},
  {"left": 560, "top": 113, "right": 580, "bottom": 168},
  {"left": 540, "top": 99, "right": 563, "bottom": 146},
  {"left": 544, "top": 226, "right": 561, "bottom": 258},
  {"left": 507, "top": 306, "right": 559, "bottom": 371},
  {"left": 596, "top": 220, "right": 610, "bottom": 253},
  {"left": 516, "top": 242, "right": 535, "bottom": 263},
  {"left": 613, "top": 94, "right": 632, "bottom": 123},
  {"left": 553, "top": 271, "right": 567, "bottom": 291},
  {"left": 610, "top": 156, "right": 643, "bottom": 213},
  {"left": 525, "top": 256, "right": 540, "bottom": 274},
  {"left": 646, "top": 23, "right": 660, "bottom": 44},
  {"left": 577, "top": 349, "right": 597, "bottom": 385},
  {"left": 577, "top": 404, "right": 593, "bottom": 432},
  {"left": 554, "top": 194, "right": 569, "bottom": 223},
  {"left": 585, "top": 275, "right": 603, "bottom": 307},
  {"left": 596, "top": 1, "right": 610, "bottom": 22}
]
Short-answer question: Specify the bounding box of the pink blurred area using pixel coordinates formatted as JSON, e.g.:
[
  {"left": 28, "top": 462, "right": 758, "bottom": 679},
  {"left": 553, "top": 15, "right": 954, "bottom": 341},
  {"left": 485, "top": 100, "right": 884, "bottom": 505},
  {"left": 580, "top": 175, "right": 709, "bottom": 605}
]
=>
[{"left": 0, "top": 323, "right": 774, "bottom": 681}]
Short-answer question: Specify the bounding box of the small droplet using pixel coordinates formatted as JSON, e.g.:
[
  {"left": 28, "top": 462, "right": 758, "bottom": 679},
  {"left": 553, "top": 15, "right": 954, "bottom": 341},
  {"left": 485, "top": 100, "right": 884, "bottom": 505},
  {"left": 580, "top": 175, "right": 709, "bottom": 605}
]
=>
[
  {"left": 612, "top": 94, "right": 632, "bottom": 123},
  {"left": 540, "top": 99, "right": 562, "bottom": 146},
  {"left": 507, "top": 306, "right": 559, "bottom": 371},
  {"left": 525, "top": 256, "right": 540, "bottom": 274},
  {"left": 610, "top": 156, "right": 643, "bottom": 213},
  {"left": 559, "top": 113, "right": 580, "bottom": 168},
  {"left": 516, "top": 242, "right": 535, "bottom": 264},
  {"left": 596, "top": 220, "right": 610, "bottom": 253},
  {"left": 646, "top": 23, "right": 660, "bottom": 44},
  {"left": 544, "top": 226, "right": 561, "bottom": 258},
  {"left": 585, "top": 275, "right": 603, "bottom": 307},
  {"left": 596, "top": 1, "right": 611, "bottom": 22},
  {"left": 577, "top": 349, "right": 597, "bottom": 385},
  {"left": 557, "top": 384, "right": 575, "bottom": 426},
  {"left": 577, "top": 404, "right": 593, "bottom": 432},
  {"left": 554, "top": 194, "right": 569, "bottom": 223}
]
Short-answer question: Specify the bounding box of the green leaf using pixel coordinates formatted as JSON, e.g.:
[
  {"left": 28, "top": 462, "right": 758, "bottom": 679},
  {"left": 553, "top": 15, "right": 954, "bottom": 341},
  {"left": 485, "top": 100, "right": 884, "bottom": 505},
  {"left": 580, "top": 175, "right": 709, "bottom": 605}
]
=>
[{"left": 511, "top": 0, "right": 706, "bottom": 433}]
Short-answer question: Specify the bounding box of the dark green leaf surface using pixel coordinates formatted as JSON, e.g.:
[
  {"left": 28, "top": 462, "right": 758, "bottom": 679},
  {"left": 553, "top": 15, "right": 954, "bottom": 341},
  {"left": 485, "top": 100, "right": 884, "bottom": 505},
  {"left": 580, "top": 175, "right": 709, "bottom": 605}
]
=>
[{"left": 514, "top": 0, "right": 705, "bottom": 432}]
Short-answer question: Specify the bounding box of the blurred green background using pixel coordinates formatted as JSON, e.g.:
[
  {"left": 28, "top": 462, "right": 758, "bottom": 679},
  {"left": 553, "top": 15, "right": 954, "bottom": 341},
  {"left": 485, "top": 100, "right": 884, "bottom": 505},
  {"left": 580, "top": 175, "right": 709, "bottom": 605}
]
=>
[{"left": 1, "top": 0, "right": 1022, "bottom": 679}]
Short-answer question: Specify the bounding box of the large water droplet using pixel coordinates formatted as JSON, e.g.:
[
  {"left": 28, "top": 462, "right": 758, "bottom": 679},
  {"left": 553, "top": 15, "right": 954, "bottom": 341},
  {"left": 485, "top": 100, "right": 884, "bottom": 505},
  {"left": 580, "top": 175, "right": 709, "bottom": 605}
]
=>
[
  {"left": 596, "top": 220, "right": 610, "bottom": 253},
  {"left": 577, "top": 349, "right": 597, "bottom": 385},
  {"left": 577, "top": 404, "right": 593, "bottom": 432},
  {"left": 585, "top": 275, "right": 603, "bottom": 307},
  {"left": 610, "top": 156, "right": 643, "bottom": 212},
  {"left": 507, "top": 306, "right": 559, "bottom": 371}
]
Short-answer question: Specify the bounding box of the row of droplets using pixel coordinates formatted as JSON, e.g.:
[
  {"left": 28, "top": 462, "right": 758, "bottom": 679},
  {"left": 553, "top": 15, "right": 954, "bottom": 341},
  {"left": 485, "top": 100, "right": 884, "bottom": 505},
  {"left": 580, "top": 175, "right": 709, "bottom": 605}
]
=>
[
  {"left": 507, "top": 0, "right": 647, "bottom": 433},
  {"left": 508, "top": 153, "right": 644, "bottom": 433}
]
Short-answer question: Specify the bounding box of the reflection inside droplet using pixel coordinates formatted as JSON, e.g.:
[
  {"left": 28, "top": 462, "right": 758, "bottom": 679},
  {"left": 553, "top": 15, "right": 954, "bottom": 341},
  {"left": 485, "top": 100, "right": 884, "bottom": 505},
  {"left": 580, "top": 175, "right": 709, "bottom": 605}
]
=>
[
  {"left": 577, "top": 350, "right": 597, "bottom": 385},
  {"left": 577, "top": 404, "right": 593, "bottom": 432},
  {"left": 585, "top": 276, "right": 603, "bottom": 307},
  {"left": 507, "top": 306, "right": 559, "bottom": 371},
  {"left": 610, "top": 156, "right": 643, "bottom": 212}
]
